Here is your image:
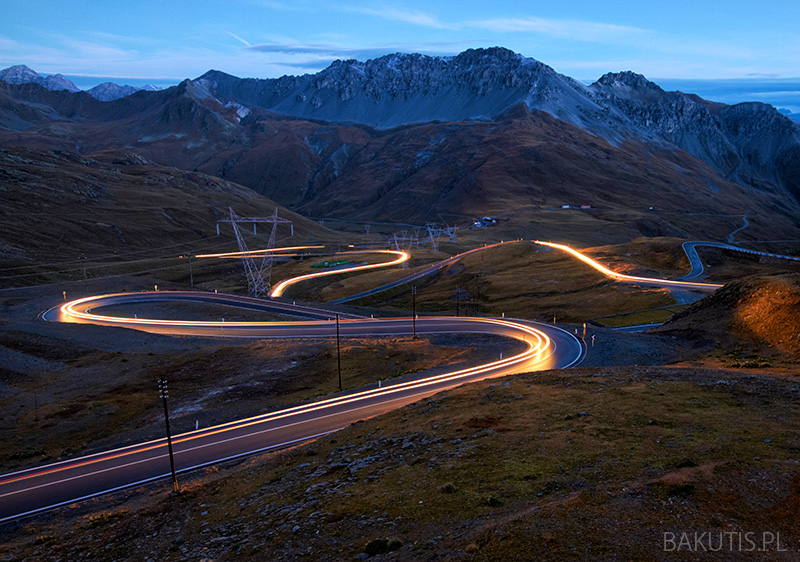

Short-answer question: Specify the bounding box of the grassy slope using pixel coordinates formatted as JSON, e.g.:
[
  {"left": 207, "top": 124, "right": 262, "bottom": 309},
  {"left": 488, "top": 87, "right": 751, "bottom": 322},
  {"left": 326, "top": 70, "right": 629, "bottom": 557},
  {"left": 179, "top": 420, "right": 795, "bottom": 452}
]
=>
[
  {"left": 654, "top": 272, "right": 800, "bottom": 364},
  {"left": 5, "top": 367, "right": 800, "bottom": 561},
  {"left": 0, "top": 146, "right": 342, "bottom": 287},
  {"left": 276, "top": 240, "right": 679, "bottom": 323}
]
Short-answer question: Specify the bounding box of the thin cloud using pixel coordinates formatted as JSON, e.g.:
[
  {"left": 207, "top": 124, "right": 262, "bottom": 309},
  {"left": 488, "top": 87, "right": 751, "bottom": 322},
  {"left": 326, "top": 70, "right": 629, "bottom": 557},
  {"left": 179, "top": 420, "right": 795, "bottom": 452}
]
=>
[
  {"left": 227, "top": 32, "right": 252, "bottom": 47},
  {"left": 465, "top": 16, "right": 646, "bottom": 42},
  {"left": 246, "top": 40, "right": 471, "bottom": 60},
  {"left": 345, "top": 5, "right": 452, "bottom": 29}
]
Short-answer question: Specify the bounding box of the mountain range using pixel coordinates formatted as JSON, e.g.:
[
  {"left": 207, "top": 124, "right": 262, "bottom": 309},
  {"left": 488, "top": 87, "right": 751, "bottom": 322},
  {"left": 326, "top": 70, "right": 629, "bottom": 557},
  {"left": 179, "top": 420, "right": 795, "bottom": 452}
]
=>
[
  {"left": 0, "top": 65, "right": 160, "bottom": 101},
  {"left": 1, "top": 48, "right": 799, "bottom": 247}
]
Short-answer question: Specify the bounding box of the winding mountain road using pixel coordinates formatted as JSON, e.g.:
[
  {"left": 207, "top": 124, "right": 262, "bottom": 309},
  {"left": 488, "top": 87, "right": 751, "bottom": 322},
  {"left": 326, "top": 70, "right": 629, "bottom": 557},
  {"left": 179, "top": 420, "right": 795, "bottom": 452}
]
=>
[
  {"left": 675, "top": 241, "right": 800, "bottom": 281},
  {"left": 1, "top": 290, "right": 582, "bottom": 522}
]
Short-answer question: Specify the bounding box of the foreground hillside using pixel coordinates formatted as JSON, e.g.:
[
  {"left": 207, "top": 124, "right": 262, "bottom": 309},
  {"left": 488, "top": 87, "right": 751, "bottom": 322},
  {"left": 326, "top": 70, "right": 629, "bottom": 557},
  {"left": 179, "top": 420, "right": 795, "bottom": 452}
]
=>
[
  {"left": 3, "top": 366, "right": 799, "bottom": 561},
  {"left": 2, "top": 271, "right": 800, "bottom": 560}
]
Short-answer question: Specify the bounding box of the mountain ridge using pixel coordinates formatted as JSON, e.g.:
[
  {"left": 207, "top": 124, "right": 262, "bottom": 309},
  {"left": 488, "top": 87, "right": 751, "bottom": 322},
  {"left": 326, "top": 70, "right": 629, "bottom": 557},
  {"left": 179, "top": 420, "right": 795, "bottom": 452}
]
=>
[
  {"left": 0, "top": 64, "right": 160, "bottom": 101},
  {"left": 188, "top": 48, "right": 800, "bottom": 201},
  {"left": 1, "top": 48, "right": 799, "bottom": 245}
]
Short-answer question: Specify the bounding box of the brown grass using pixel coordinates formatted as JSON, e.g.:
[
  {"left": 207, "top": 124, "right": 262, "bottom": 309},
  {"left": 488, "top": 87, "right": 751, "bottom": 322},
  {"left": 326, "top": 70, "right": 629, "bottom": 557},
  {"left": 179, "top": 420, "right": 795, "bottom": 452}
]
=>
[
  {"left": 6, "top": 367, "right": 800, "bottom": 561},
  {"left": 304, "top": 241, "right": 677, "bottom": 324},
  {"left": 655, "top": 273, "right": 800, "bottom": 362}
]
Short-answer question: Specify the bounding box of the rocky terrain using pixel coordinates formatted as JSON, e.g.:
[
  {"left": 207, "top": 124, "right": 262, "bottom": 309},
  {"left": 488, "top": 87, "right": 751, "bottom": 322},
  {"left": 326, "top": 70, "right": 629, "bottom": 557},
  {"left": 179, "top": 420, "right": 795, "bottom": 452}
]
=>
[{"left": 192, "top": 48, "right": 800, "bottom": 204}]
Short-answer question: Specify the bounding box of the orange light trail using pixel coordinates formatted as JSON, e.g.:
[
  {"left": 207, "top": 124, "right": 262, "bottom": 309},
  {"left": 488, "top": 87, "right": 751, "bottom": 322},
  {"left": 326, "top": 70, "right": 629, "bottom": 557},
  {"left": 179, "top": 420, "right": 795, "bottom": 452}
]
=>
[
  {"left": 534, "top": 240, "right": 723, "bottom": 290},
  {"left": 270, "top": 249, "right": 409, "bottom": 297},
  {"left": 195, "top": 245, "right": 325, "bottom": 259},
  {"left": 1, "top": 316, "right": 553, "bottom": 488},
  {"left": 23, "top": 295, "right": 557, "bottom": 486}
]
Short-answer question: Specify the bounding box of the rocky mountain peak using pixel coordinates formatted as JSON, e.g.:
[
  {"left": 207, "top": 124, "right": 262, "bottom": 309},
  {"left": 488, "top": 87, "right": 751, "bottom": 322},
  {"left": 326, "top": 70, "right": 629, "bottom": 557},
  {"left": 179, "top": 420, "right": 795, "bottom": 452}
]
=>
[
  {"left": 0, "top": 64, "right": 41, "bottom": 85},
  {"left": 452, "top": 46, "right": 524, "bottom": 65},
  {"left": 87, "top": 82, "right": 141, "bottom": 102},
  {"left": 0, "top": 64, "right": 79, "bottom": 92},
  {"left": 42, "top": 73, "right": 80, "bottom": 93},
  {"left": 593, "top": 71, "right": 664, "bottom": 97}
]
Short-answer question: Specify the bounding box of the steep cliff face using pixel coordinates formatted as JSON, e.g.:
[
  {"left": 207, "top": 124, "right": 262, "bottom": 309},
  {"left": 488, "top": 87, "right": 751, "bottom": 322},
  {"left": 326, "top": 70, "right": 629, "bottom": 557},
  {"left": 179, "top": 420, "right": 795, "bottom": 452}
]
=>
[
  {"left": 589, "top": 71, "right": 800, "bottom": 200},
  {"left": 195, "top": 48, "right": 607, "bottom": 133}
]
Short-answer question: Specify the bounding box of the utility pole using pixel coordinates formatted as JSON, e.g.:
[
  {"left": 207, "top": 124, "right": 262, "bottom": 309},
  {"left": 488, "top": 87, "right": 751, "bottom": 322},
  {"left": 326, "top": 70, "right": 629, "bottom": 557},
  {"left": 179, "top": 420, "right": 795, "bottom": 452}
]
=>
[
  {"left": 157, "top": 378, "right": 180, "bottom": 493},
  {"left": 80, "top": 254, "right": 87, "bottom": 293},
  {"left": 456, "top": 285, "right": 460, "bottom": 317},
  {"left": 182, "top": 254, "right": 194, "bottom": 287},
  {"left": 336, "top": 314, "right": 342, "bottom": 391},
  {"left": 412, "top": 286, "right": 417, "bottom": 338}
]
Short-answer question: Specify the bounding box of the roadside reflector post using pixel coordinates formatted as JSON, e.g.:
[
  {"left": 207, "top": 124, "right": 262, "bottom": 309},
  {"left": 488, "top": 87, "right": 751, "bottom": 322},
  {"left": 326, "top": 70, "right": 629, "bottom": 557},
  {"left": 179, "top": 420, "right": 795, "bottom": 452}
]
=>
[
  {"left": 157, "top": 378, "right": 180, "bottom": 494},
  {"left": 412, "top": 286, "right": 417, "bottom": 338}
]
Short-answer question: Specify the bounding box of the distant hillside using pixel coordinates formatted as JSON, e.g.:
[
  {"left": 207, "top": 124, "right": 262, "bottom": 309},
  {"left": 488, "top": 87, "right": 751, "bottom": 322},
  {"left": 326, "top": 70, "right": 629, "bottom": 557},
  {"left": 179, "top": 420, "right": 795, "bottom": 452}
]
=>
[
  {"left": 192, "top": 48, "right": 800, "bottom": 204},
  {"left": 0, "top": 146, "right": 331, "bottom": 269},
  {"left": 1, "top": 49, "right": 799, "bottom": 247}
]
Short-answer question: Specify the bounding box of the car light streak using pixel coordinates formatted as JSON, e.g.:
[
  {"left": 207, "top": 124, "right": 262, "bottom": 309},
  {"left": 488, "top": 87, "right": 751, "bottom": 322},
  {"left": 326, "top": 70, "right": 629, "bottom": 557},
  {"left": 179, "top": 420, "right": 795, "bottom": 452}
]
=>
[
  {"left": 4, "top": 294, "right": 559, "bottom": 499},
  {"left": 270, "top": 250, "right": 409, "bottom": 297},
  {"left": 195, "top": 245, "right": 325, "bottom": 258},
  {"left": 534, "top": 240, "right": 723, "bottom": 290}
]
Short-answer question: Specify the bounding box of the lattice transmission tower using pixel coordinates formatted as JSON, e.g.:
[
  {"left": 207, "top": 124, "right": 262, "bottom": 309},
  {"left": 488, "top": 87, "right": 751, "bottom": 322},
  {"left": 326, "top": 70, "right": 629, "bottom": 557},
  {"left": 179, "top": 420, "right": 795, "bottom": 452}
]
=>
[
  {"left": 388, "top": 230, "right": 418, "bottom": 268},
  {"left": 218, "top": 207, "right": 292, "bottom": 298}
]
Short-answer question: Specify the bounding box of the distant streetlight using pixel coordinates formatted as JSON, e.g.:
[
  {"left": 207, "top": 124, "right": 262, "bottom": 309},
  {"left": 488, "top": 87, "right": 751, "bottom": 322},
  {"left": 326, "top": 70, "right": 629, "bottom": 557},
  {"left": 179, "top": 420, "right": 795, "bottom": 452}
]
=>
[{"left": 157, "top": 378, "right": 180, "bottom": 493}]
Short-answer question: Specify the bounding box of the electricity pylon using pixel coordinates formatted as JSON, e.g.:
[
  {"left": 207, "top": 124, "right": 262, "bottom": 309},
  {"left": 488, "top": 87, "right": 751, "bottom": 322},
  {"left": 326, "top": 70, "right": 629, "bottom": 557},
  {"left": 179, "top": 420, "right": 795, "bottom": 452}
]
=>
[{"left": 218, "top": 207, "right": 292, "bottom": 297}]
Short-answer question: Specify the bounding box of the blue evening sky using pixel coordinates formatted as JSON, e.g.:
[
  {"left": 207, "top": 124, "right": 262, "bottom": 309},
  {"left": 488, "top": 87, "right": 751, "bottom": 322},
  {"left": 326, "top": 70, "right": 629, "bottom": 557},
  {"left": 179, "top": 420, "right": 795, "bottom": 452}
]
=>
[{"left": 2, "top": 0, "right": 799, "bottom": 111}]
